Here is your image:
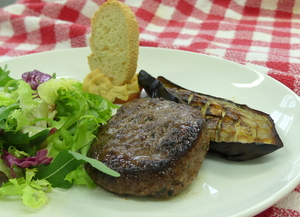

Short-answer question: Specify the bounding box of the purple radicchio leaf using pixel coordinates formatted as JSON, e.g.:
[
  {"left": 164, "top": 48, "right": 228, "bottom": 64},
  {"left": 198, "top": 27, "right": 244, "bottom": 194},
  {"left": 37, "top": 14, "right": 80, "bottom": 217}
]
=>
[
  {"left": 1, "top": 149, "right": 53, "bottom": 177},
  {"left": 22, "top": 70, "right": 52, "bottom": 90}
]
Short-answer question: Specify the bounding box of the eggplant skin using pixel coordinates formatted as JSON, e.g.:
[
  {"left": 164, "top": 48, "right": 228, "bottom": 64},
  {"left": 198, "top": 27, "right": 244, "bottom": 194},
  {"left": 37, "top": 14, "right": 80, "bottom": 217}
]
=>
[
  {"left": 209, "top": 141, "right": 281, "bottom": 161},
  {"left": 137, "top": 70, "right": 284, "bottom": 161}
]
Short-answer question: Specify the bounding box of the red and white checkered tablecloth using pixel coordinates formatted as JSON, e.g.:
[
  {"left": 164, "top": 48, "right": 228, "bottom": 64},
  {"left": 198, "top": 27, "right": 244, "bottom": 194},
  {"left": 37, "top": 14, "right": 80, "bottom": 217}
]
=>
[{"left": 1, "top": 0, "right": 300, "bottom": 216}]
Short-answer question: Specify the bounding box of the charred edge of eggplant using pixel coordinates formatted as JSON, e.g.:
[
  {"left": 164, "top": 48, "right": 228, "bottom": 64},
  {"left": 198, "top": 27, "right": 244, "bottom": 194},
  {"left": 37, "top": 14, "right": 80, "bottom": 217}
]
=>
[{"left": 138, "top": 70, "right": 179, "bottom": 103}]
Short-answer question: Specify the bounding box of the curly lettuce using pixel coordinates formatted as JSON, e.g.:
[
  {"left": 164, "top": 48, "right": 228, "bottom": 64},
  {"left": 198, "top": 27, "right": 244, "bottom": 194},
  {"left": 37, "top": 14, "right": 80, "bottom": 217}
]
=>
[
  {"left": 0, "top": 67, "right": 120, "bottom": 209},
  {"left": 0, "top": 168, "right": 52, "bottom": 209}
]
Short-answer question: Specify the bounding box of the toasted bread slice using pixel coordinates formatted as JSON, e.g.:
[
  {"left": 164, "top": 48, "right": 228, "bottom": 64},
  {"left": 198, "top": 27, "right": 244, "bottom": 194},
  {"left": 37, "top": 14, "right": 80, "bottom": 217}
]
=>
[{"left": 88, "top": 0, "right": 139, "bottom": 86}]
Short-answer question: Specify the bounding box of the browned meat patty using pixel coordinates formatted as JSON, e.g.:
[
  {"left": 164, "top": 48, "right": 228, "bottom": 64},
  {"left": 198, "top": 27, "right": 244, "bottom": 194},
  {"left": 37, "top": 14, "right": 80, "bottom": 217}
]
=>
[{"left": 85, "top": 98, "right": 209, "bottom": 197}]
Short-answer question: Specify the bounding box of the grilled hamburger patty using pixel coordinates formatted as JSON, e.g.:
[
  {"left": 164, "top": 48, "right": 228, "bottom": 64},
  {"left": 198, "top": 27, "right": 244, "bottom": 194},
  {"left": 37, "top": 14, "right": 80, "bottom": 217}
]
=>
[{"left": 86, "top": 98, "right": 209, "bottom": 197}]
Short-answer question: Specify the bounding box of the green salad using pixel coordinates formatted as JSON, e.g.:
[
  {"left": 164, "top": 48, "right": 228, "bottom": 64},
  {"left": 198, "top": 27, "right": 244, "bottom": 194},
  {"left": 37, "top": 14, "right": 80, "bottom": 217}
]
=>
[{"left": 0, "top": 66, "right": 120, "bottom": 208}]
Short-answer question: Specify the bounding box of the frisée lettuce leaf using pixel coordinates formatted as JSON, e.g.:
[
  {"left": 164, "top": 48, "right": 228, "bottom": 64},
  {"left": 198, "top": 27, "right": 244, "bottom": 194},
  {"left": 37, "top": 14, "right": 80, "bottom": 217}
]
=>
[
  {"left": 0, "top": 168, "right": 52, "bottom": 209},
  {"left": 37, "top": 77, "right": 118, "bottom": 157}
]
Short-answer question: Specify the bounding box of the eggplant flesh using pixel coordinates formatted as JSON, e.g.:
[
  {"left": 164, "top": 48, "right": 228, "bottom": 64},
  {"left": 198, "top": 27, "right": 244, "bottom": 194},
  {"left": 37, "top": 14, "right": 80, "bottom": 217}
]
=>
[{"left": 138, "top": 70, "right": 284, "bottom": 161}]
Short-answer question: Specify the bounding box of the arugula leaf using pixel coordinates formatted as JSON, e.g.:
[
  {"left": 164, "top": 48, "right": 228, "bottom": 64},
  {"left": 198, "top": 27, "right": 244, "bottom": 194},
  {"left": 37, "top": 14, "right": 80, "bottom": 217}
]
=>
[
  {"left": 35, "top": 150, "right": 119, "bottom": 189},
  {"left": 1, "top": 129, "right": 50, "bottom": 154},
  {"left": 70, "top": 151, "right": 120, "bottom": 177},
  {"left": 35, "top": 150, "right": 81, "bottom": 189}
]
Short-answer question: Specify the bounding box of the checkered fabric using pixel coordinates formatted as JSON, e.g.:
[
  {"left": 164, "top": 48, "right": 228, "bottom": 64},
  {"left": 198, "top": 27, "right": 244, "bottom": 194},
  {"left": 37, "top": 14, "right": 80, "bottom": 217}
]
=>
[{"left": 0, "top": 0, "right": 300, "bottom": 216}]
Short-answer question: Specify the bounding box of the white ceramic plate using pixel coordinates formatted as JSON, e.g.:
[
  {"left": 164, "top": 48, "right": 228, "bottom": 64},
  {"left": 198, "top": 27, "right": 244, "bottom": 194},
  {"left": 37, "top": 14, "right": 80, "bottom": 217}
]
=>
[{"left": 1, "top": 47, "right": 300, "bottom": 217}]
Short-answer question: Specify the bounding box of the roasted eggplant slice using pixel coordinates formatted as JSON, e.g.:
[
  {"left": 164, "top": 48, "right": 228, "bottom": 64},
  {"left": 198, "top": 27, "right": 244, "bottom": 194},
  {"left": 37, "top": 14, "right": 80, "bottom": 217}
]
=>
[{"left": 138, "top": 70, "right": 284, "bottom": 161}]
